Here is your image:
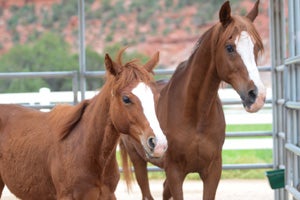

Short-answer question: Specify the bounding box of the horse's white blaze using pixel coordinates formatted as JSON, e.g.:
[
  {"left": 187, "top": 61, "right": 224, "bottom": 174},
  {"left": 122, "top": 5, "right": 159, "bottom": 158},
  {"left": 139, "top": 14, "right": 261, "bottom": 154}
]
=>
[
  {"left": 235, "top": 31, "right": 265, "bottom": 92},
  {"left": 132, "top": 82, "right": 167, "bottom": 148}
]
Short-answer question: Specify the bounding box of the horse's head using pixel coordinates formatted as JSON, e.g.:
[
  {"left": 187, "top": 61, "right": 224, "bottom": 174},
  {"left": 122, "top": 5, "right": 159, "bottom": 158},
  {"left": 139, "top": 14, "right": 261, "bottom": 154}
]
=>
[
  {"left": 105, "top": 49, "right": 167, "bottom": 158},
  {"left": 214, "top": 0, "right": 266, "bottom": 113}
]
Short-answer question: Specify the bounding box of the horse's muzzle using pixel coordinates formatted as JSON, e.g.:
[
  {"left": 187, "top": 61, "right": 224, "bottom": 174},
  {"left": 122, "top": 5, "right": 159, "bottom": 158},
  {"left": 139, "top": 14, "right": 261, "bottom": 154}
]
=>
[
  {"left": 242, "top": 86, "right": 266, "bottom": 113},
  {"left": 146, "top": 136, "right": 168, "bottom": 158}
]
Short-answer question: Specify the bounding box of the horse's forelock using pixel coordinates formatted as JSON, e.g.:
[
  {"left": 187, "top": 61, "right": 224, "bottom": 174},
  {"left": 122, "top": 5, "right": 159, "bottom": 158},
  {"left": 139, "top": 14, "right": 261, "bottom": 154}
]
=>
[
  {"left": 222, "top": 16, "right": 264, "bottom": 53},
  {"left": 191, "top": 13, "right": 264, "bottom": 60},
  {"left": 111, "top": 60, "right": 153, "bottom": 94}
]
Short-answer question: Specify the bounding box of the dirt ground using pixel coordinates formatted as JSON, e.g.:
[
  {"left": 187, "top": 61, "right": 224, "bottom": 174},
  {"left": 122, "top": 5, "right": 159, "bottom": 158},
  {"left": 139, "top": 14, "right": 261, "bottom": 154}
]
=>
[
  {"left": 2, "top": 179, "right": 274, "bottom": 200},
  {"left": 115, "top": 179, "right": 274, "bottom": 200}
]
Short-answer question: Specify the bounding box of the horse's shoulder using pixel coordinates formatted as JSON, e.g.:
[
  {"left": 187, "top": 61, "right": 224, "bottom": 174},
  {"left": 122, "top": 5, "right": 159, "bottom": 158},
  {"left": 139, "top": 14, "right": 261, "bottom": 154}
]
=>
[{"left": 49, "top": 100, "right": 89, "bottom": 140}]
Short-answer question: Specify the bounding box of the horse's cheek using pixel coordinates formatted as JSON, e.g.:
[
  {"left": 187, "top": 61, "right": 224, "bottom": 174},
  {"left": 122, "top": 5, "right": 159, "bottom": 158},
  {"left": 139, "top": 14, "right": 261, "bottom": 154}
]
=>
[{"left": 111, "top": 107, "right": 129, "bottom": 134}]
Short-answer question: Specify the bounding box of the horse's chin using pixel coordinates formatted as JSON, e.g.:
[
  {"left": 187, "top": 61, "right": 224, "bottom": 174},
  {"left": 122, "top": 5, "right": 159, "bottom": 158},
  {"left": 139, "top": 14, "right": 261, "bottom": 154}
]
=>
[
  {"left": 144, "top": 149, "right": 156, "bottom": 159},
  {"left": 143, "top": 146, "right": 164, "bottom": 160}
]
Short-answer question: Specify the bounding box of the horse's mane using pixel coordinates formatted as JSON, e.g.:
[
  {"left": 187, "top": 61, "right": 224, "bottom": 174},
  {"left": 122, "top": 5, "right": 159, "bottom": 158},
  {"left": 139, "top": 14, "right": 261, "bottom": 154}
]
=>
[
  {"left": 192, "top": 15, "right": 264, "bottom": 58},
  {"left": 49, "top": 100, "right": 89, "bottom": 140}
]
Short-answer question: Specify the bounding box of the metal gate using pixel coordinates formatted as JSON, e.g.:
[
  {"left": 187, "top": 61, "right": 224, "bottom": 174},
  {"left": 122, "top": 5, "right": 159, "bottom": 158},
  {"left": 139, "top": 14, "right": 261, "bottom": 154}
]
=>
[{"left": 270, "top": 0, "right": 300, "bottom": 199}]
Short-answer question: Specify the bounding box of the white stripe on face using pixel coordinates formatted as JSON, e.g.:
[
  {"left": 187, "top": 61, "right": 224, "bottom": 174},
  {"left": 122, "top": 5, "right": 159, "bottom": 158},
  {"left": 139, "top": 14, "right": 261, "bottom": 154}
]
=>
[
  {"left": 235, "top": 31, "right": 265, "bottom": 91},
  {"left": 131, "top": 82, "right": 167, "bottom": 145}
]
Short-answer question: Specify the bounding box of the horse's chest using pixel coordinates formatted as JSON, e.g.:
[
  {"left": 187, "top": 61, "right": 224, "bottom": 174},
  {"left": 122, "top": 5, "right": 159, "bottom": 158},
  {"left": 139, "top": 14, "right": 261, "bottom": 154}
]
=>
[{"left": 168, "top": 131, "right": 223, "bottom": 171}]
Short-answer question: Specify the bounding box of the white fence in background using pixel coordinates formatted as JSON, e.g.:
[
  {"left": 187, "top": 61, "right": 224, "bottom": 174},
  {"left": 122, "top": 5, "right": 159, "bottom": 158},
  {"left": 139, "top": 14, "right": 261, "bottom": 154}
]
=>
[
  {"left": 0, "top": 87, "right": 272, "bottom": 118},
  {"left": 0, "top": 87, "right": 97, "bottom": 107},
  {"left": 0, "top": 87, "right": 273, "bottom": 151}
]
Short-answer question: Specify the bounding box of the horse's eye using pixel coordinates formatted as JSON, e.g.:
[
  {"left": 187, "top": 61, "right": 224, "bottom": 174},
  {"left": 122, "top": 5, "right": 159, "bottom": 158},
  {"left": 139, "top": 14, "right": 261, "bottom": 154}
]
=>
[
  {"left": 226, "top": 44, "right": 235, "bottom": 53},
  {"left": 122, "top": 96, "right": 131, "bottom": 104}
]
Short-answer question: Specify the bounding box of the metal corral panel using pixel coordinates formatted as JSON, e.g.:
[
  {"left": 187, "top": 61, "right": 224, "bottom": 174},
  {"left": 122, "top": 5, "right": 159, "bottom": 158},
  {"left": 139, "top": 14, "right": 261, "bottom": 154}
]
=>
[{"left": 270, "top": 0, "right": 300, "bottom": 199}]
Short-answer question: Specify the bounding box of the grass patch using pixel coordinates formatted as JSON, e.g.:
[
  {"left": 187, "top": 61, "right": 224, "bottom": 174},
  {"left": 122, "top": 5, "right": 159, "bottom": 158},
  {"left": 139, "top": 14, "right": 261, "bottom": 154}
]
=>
[
  {"left": 222, "top": 149, "right": 272, "bottom": 164},
  {"left": 221, "top": 149, "right": 273, "bottom": 179},
  {"left": 226, "top": 123, "right": 272, "bottom": 132},
  {"left": 221, "top": 169, "right": 269, "bottom": 179}
]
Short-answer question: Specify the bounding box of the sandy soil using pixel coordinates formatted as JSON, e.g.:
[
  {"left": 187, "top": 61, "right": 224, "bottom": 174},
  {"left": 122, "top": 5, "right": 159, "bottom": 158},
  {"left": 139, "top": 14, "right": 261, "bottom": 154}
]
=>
[{"left": 1, "top": 179, "right": 274, "bottom": 200}]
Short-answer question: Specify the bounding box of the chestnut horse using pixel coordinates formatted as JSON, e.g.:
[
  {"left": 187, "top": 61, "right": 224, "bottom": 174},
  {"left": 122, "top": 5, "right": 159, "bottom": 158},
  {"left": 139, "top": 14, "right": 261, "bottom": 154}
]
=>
[
  {"left": 120, "top": 1, "right": 265, "bottom": 200},
  {"left": 0, "top": 50, "right": 168, "bottom": 200}
]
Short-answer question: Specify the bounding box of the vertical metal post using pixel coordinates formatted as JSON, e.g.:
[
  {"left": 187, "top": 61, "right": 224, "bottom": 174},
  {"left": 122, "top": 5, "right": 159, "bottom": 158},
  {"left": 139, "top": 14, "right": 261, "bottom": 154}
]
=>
[
  {"left": 288, "top": 2, "right": 298, "bottom": 200},
  {"left": 295, "top": 0, "right": 300, "bottom": 55},
  {"left": 270, "top": 0, "right": 287, "bottom": 199},
  {"left": 72, "top": 71, "right": 79, "bottom": 104},
  {"left": 78, "top": 0, "right": 86, "bottom": 101}
]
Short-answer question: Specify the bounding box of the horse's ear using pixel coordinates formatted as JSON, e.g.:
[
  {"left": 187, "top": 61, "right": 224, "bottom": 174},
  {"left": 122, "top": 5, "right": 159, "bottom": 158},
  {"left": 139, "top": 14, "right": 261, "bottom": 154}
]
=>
[
  {"left": 246, "top": 0, "right": 259, "bottom": 22},
  {"left": 144, "top": 51, "right": 159, "bottom": 73},
  {"left": 219, "top": 1, "right": 232, "bottom": 28},
  {"left": 105, "top": 53, "right": 122, "bottom": 76}
]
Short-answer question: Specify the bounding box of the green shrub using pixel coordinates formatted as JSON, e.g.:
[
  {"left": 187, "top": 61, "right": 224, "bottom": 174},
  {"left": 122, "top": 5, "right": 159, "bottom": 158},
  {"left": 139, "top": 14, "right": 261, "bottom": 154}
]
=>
[
  {"left": 7, "top": 15, "right": 19, "bottom": 30},
  {"left": 0, "top": 32, "right": 78, "bottom": 92}
]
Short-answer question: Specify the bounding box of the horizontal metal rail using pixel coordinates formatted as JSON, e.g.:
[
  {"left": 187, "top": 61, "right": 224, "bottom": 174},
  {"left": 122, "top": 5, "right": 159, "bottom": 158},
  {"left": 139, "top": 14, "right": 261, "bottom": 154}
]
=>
[
  {"left": 285, "top": 55, "right": 300, "bottom": 65},
  {"left": 285, "top": 143, "right": 300, "bottom": 157},
  {"left": 286, "top": 185, "right": 300, "bottom": 200},
  {"left": 222, "top": 98, "right": 272, "bottom": 105},
  {"left": 154, "top": 69, "right": 176, "bottom": 75},
  {"left": 84, "top": 71, "right": 106, "bottom": 78},
  {"left": 223, "top": 163, "right": 273, "bottom": 170},
  {"left": 120, "top": 163, "right": 273, "bottom": 173},
  {"left": 0, "top": 71, "right": 77, "bottom": 79},
  {"left": 83, "top": 69, "right": 177, "bottom": 77},
  {"left": 285, "top": 101, "right": 300, "bottom": 110},
  {"left": 226, "top": 131, "right": 272, "bottom": 137},
  {"left": 0, "top": 71, "right": 79, "bottom": 104},
  {"left": 83, "top": 66, "right": 271, "bottom": 78}
]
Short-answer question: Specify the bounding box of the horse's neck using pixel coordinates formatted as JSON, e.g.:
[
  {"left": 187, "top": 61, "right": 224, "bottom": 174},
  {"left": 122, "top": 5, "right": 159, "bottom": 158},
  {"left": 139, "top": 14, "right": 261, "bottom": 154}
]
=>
[
  {"left": 170, "top": 31, "right": 221, "bottom": 125},
  {"left": 101, "top": 121, "right": 120, "bottom": 161},
  {"left": 82, "top": 89, "right": 119, "bottom": 162}
]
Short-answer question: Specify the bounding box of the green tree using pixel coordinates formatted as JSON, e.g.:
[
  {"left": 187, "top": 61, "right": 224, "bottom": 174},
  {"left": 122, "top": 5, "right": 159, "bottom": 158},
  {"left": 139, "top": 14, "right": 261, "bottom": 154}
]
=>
[
  {"left": 30, "top": 32, "right": 78, "bottom": 91},
  {"left": 0, "top": 32, "right": 78, "bottom": 92},
  {"left": 73, "top": 47, "right": 105, "bottom": 91},
  {"left": 31, "top": 32, "right": 77, "bottom": 72},
  {"left": 0, "top": 37, "right": 150, "bottom": 93}
]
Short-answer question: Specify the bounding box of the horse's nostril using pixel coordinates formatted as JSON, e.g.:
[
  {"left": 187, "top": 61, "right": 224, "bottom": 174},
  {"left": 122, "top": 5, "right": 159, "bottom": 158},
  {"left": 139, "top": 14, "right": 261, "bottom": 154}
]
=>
[
  {"left": 248, "top": 89, "right": 257, "bottom": 98},
  {"left": 147, "top": 137, "right": 156, "bottom": 151},
  {"left": 248, "top": 89, "right": 257, "bottom": 103}
]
